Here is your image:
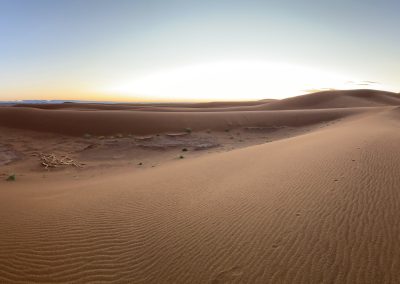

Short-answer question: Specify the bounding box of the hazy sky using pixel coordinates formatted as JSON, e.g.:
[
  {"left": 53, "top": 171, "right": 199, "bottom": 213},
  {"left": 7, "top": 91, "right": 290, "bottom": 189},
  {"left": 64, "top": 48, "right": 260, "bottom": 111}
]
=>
[{"left": 1, "top": 0, "right": 399, "bottom": 101}]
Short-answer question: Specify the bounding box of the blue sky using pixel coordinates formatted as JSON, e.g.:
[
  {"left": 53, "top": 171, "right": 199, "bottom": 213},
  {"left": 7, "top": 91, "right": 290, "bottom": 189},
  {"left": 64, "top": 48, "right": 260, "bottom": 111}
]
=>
[{"left": 1, "top": 0, "right": 399, "bottom": 101}]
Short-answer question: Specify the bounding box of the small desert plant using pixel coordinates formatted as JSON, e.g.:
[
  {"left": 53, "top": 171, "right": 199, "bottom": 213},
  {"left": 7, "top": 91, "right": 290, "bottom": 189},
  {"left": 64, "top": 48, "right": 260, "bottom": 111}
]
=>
[
  {"left": 6, "top": 174, "right": 16, "bottom": 181},
  {"left": 179, "top": 155, "right": 184, "bottom": 159},
  {"left": 182, "top": 148, "right": 188, "bottom": 152},
  {"left": 224, "top": 128, "right": 230, "bottom": 132},
  {"left": 184, "top": 127, "right": 192, "bottom": 134},
  {"left": 138, "top": 162, "right": 143, "bottom": 166}
]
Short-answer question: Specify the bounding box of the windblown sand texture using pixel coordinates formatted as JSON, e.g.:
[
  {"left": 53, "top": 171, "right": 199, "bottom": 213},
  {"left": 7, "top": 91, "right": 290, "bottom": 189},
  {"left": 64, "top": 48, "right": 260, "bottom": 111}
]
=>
[{"left": 1, "top": 89, "right": 400, "bottom": 283}]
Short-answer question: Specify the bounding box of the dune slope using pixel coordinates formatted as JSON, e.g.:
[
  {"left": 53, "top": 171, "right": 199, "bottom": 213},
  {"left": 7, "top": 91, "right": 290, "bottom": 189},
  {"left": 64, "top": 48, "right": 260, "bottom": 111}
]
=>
[
  {"left": 259, "top": 89, "right": 400, "bottom": 110},
  {"left": 0, "top": 106, "right": 364, "bottom": 136},
  {"left": 1, "top": 108, "right": 400, "bottom": 283}
]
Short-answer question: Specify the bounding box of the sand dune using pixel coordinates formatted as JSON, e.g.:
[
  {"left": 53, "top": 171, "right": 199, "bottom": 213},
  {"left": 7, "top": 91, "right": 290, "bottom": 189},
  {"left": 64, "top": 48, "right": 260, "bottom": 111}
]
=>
[
  {"left": 1, "top": 90, "right": 400, "bottom": 283},
  {"left": 260, "top": 89, "right": 400, "bottom": 110},
  {"left": 0, "top": 106, "right": 366, "bottom": 136},
  {"left": 13, "top": 99, "right": 276, "bottom": 111}
]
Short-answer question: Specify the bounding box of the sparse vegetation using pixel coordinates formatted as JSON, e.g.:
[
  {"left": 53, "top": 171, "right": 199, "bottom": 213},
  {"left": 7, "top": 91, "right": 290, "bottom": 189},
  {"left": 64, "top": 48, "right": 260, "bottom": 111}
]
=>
[
  {"left": 138, "top": 162, "right": 143, "bottom": 166},
  {"left": 6, "top": 174, "right": 16, "bottom": 181},
  {"left": 184, "top": 127, "right": 192, "bottom": 134},
  {"left": 182, "top": 148, "right": 188, "bottom": 152},
  {"left": 179, "top": 155, "right": 184, "bottom": 159},
  {"left": 225, "top": 128, "right": 230, "bottom": 132}
]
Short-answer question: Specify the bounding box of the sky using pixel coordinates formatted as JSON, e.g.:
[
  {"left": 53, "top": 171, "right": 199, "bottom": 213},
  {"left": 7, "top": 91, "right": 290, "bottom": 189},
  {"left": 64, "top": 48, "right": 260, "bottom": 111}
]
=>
[{"left": 0, "top": 0, "right": 399, "bottom": 102}]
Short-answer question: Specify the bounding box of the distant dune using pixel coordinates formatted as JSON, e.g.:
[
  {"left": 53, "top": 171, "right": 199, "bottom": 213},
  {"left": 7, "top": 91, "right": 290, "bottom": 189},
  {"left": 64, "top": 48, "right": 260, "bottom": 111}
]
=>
[
  {"left": 259, "top": 89, "right": 400, "bottom": 110},
  {"left": 1, "top": 89, "right": 400, "bottom": 283},
  {"left": 1, "top": 89, "right": 398, "bottom": 136},
  {"left": 12, "top": 99, "right": 276, "bottom": 111}
]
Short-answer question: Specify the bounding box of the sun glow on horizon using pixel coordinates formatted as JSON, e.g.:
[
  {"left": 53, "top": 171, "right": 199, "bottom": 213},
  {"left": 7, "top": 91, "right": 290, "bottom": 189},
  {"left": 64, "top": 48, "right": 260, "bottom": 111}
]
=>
[{"left": 99, "top": 61, "right": 391, "bottom": 102}]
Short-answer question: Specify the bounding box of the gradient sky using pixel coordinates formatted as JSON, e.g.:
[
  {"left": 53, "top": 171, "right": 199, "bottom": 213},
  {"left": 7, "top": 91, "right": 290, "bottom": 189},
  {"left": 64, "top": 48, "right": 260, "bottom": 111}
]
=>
[{"left": 1, "top": 0, "right": 399, "bottom": 101}]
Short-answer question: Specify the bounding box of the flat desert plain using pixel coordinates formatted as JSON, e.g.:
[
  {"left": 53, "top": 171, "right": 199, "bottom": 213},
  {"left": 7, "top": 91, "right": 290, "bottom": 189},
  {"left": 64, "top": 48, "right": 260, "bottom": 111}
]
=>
[{"left": 1, "top": 89, "right": 400, "bottom": 283}]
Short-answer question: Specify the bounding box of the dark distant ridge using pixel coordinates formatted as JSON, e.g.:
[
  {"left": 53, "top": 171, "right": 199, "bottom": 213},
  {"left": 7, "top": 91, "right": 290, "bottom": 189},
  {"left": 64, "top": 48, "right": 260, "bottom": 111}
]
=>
[{"left": 0, "top": 100, "right": 129, "bottom": 105}]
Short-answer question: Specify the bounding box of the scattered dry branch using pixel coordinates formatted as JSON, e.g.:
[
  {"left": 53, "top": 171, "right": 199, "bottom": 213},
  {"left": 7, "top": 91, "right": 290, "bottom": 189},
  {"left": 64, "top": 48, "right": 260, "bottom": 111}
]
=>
[{"left": 39, "top": 153, "right": 84, "bottom": 169}]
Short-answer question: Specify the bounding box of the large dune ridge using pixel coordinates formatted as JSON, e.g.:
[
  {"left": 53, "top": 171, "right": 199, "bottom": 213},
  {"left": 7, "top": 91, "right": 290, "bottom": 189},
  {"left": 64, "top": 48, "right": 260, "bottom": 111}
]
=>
[
  {"left": 1, "top": 89, "right": 400, "bottom": 283},
  {"left": 0, "top": 106, "right": 367, "bottom": 136},
  {"left": 1, "top": 89, "right": 399, "bottom": 136},
  {"left": 259, "top": 89, "right": 400, "bottom": 110}
]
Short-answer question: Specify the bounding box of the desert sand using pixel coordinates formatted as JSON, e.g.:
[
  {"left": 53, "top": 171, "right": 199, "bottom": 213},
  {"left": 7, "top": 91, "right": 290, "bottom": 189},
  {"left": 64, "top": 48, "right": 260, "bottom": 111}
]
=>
[{"left": 1, "top": 89, "right": 400, "bottom": 283}]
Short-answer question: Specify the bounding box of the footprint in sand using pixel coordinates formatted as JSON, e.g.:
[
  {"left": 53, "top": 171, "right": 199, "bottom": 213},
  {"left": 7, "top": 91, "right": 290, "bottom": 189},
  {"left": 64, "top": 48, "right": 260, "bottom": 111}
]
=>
[
  {"left": 271, "top": 237, "right": 284, "bottom": 249},
  {"left": 271, "top": 243, "right": 280, "bottom": 249},
  {"left": 211, "top": 266, "right": 243, "bottom": 284}
]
